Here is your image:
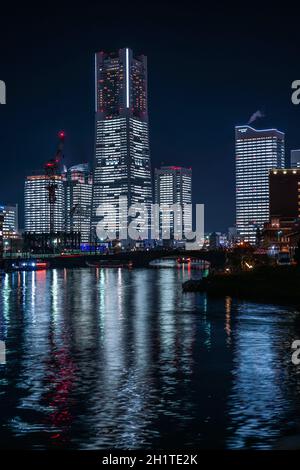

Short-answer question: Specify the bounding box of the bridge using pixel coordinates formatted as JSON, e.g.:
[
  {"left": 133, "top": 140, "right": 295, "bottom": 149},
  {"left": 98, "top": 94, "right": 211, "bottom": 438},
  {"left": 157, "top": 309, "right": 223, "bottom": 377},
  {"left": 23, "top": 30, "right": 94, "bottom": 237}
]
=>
[{"left": 1, "top": 249, "right": 226, "bottom": 270}]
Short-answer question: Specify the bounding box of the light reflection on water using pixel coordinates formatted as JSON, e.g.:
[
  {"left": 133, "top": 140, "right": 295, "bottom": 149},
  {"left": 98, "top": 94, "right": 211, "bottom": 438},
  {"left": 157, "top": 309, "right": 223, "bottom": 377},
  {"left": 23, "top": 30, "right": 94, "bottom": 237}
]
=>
[{"left": 0, "top": 267, "right": 300, "bottom": 449}]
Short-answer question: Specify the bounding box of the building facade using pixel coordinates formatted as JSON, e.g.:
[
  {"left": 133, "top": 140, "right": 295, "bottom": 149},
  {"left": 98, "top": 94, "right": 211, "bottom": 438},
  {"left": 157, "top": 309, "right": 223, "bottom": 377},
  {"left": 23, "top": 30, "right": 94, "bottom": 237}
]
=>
[
  {"left": 24, "top": 175, "right": 65, "bottom": 233},
  {"left": 269, "top": 168, "right": 300, "bottom": 220},
  {"left": 154, "top": 166, "right": 192, "bottom": 242},
  {"left": 0, "top": 211, "right": 3, "bottom": 255},
  {"left": 262, "top": 169, "right": 300, "bottom": 250},
  {"left": 235, "top": 125, "right": 285, "bottom": 244},
  {"left": 91, "top": 48, "right": 153, "bottom": 243},
  {"left": 291, "top": 149, "right": 300, "bottom": 168},
  {"left": 0, "top": 204, "right": 18, "bottom": 239},
  {"left": 63, "top": 164, "right": 93, "bottom": 243}
]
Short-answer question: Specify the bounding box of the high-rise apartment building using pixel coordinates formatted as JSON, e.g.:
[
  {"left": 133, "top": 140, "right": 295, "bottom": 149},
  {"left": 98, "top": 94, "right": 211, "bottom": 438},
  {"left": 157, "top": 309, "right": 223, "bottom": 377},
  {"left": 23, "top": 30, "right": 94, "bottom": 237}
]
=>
[
  {"left": 63, "top": 164, "right": 93, "bottom": 243},
  {"left": 91, "top": 48, "right": 153, "bottom": 242},
  {"left": 24, "top": 175, "right": 65, "bottom": 233},
  {"left": 0, "top": 204, "right": 18, "bottom": 239},
  {"left": 154, "top": 166, "right": 192, "bottom": 241},
  {"left": 235, "top": 125, "right": 285, "bottom": 244}
]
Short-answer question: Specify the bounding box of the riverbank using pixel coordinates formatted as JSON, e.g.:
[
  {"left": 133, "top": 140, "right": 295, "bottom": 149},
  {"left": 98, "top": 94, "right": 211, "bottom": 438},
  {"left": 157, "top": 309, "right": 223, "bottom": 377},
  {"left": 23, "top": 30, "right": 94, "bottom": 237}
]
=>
[{"left": 183, "top": 265, "right": 300, "bottom": 305}]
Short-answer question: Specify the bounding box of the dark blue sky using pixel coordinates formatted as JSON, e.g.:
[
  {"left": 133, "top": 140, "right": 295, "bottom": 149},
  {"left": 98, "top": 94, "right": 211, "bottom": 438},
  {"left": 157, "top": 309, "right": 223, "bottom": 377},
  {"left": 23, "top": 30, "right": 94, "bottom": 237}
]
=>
[{"left": 0, "top": 2, "right": 300, "bottom": 231}]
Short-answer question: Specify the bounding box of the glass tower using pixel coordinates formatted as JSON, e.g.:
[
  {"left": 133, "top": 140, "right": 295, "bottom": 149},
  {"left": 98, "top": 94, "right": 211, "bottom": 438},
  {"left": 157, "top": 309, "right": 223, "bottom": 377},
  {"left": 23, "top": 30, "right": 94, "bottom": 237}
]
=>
[
  {"left": 235, "top": 125, "right": 285, "bottom": 244},
  {"left": 91, "top": 48, "right": 153, "bottom": 242},
  {"left": 63, "top": 164, "right": 93, "bottom": 243},
  {"left": 154, "top": 166, "right": 192, "bottom": 242},
  {"left": 24, "top": 175, "right": 65, "bottom": 233}
]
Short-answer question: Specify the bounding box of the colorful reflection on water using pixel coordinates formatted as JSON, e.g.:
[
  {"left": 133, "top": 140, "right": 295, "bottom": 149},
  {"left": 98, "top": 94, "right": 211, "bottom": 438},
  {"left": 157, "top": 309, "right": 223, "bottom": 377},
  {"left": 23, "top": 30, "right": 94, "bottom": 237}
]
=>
[{"left": 0, "top": 267, "right": 300, "bottom": 449}]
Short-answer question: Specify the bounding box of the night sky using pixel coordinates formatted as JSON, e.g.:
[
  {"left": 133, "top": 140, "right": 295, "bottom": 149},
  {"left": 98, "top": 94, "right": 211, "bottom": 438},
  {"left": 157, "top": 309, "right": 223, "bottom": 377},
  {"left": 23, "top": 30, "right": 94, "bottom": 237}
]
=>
[{"left": 1, "top": 2, "right": 300, "bottom": 232}]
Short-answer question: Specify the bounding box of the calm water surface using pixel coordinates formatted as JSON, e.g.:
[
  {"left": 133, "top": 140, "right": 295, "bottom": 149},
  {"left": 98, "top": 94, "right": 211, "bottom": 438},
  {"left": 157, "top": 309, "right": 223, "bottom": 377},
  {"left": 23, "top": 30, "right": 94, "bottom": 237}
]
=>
[{"left": 1, "top": 266, "right": 300, "bottom": 449}]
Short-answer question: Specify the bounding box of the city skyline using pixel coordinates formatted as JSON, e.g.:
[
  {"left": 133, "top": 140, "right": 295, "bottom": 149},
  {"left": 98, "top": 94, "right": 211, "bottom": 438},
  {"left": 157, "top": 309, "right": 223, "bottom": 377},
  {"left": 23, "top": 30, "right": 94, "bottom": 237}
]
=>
[
  {"left": 2, "top": 4, "right": 300, "bottom": 460},
  {"left": 0, "top": 57, "right": 297, "bottom": 237},
  {"left": 0, "top": 68, "right": 296, "bottom": 246},
  {"left": 1, "top": 4, "right": 300, "bottom": 233}
]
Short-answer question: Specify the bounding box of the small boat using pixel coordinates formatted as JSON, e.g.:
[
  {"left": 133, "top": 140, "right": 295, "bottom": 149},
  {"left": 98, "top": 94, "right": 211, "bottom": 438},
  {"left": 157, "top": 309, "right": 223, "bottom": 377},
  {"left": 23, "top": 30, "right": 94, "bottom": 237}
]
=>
[
  {"left": 177, "top": 256, "right": 191, "bottom": 264},
  {"left": 177, "top": 257, "right": 208, "bottom": 269},
  {"left": 86, "top": 260, "right": 133, "bottom": 269},
  {"left": 5, "top": 260, "right": 49, "bottom": 272}
]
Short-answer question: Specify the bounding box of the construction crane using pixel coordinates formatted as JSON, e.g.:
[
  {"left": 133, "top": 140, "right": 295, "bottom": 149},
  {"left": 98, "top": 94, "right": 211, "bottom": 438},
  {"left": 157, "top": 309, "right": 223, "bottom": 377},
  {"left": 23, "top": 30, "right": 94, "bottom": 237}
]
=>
[{"left": 45, "top": 131, "right": 65, "bottom": 234}]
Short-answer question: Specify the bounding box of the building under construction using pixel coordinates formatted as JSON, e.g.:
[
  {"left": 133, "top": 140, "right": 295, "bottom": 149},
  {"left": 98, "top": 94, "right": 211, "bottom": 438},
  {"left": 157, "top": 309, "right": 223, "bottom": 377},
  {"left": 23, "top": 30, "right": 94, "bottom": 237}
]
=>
[{"left": 24, "top": 132, "right": 81, "bottom": 253}]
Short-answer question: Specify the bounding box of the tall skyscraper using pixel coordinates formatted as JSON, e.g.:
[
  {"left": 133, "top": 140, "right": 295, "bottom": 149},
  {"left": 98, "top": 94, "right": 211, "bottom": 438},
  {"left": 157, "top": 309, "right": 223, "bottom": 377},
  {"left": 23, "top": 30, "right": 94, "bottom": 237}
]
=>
[
  {"left": 63, "top": 164, "right": 93, "bottom": 243},
  {"left": 91, "top": 48, "right": 153, "bottom": 242},
  {"left": 0, "top": 203, "right": 18, "bottom": 239},
  {"left": 291, "top": 149, "right": 300, "bottom": 168},
  {"left": 24, "top": 175, "right": 65, "bottom": 233},
  {"left": 154, "top": 166, "right": 192, "bottom": 242},
  {"left": 235, "top": 125, "right": 285, "bottom": 244}
]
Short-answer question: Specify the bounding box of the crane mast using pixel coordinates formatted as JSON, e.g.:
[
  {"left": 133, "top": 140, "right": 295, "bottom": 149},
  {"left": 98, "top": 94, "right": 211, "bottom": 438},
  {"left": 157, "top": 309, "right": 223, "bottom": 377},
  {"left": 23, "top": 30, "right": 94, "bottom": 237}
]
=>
[{"left": 45, "top": 131, "right": 65, "bottom": 234}]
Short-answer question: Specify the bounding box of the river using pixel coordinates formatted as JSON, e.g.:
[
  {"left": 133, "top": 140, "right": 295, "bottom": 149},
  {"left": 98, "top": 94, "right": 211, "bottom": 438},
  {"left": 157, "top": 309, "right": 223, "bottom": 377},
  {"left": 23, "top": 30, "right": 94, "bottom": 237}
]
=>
[{"left": 0, "top": 265, "right": 300, "bottom": 449}]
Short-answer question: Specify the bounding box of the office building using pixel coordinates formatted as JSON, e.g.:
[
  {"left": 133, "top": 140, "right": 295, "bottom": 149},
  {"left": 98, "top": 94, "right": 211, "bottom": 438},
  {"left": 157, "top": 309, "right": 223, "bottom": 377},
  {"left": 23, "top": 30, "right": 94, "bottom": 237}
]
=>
[
  {"left": 154, "top": 166, "right": 192, "bottom": 242},
  {"left": 91, "top": 48, "right": 153, "bottom": 242},
  {"left": 291, "top": 149, "right": 300, "bottom": 168},
  {"left": 62, "top": 164, "right": 93, "bottom": 243},
  {"left": 209, "top": 232, "right": 221, "bottom": 250},
  {"left": 235, "top": 125, "right": 285, "bottom": 244},
  {"left": 228, "top": 226, "right": 239, "bottom": 246},
  {"left": 24, "top": 175, "right": 65, "bottom": 233},
  {"left": 269, "top": 168, "right": 300, "bottom": 220},
  {"left": 262, "top": 169, "right": 300, "bottom": 249},
  {"left": 0, "top": 203, "right": 18, "bottom": 239}
]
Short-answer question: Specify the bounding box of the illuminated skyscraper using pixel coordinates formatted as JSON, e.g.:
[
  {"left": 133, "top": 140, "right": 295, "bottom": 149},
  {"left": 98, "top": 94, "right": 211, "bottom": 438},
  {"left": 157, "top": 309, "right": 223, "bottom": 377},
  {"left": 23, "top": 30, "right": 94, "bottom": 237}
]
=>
[
  {"left": 63, "top": 164, "right": 93, "bottom": 243},
  {"left": 24, "top": 175, "right": 65, "bottom": 233},
  {"left": 91, "top": 48, "right": 152, "bottom": 242},
  {"left": 235, "top": 125, "right": 285, "bottom": 244},
  {"left": 155, "top": 166, "right": 192, "bottom": 242},
  {"left": 0, "top": 203, "right": 18, "bottom": 239}
]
